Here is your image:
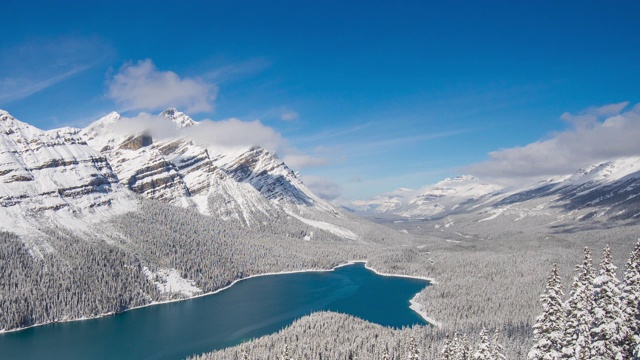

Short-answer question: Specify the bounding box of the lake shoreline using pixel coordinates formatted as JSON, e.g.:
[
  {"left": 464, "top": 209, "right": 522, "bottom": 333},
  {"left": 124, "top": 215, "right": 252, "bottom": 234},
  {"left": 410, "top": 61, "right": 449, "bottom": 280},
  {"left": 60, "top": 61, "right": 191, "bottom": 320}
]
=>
[{"left": 0, "top": 260, "right": 435, "bottom": 334}]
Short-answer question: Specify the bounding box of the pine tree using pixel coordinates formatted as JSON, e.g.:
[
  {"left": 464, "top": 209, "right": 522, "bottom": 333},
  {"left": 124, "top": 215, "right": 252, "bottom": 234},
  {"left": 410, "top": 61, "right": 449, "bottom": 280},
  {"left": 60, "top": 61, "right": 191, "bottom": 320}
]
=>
[
  {"left": 441, "top": 334, "right": 454, "bottom": 360},
  {"left": 563, "top": 247, "right": 595, "bottom": 359},
  {"left": 528, "top": 263, "right": 565, "bottom": 360},
  {"left": 473, "top": 328, "right": 492, "bottom": 360},
  {"left": 408, "top": 335, "right": 420, "bottom": 360},
  {"left": 591, "top": 245, "right": 626, "bottom": 360},
  {"left": 622, "top": 241, "right": 640, "bottom": 358},
  {"left": 491, "top": 328, "right": 507, "bottom": 360},
  {"left": 241, "top": 350, "right": 249, "bottom": 360}
]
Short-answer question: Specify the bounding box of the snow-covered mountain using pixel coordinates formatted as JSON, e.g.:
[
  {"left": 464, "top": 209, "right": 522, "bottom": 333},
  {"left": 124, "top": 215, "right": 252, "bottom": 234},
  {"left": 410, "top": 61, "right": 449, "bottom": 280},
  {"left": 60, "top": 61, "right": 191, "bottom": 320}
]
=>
[
  {"left": 352, "top": 175, "right": 503, "bottom": 219},
  {"left": 0, "top": 109, "right": 339, "bottom": 235},
  {"left": 353, "top": 157, "right": 640, "bottom": 224},
  {"left": 0, "top": 110, "right": 136, "bottom": 238}
]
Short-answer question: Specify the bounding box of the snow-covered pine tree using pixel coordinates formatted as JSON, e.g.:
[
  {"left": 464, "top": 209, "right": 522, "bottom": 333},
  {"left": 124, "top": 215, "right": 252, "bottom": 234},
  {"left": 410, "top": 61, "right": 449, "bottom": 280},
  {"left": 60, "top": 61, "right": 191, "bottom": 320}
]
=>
[
  {"left": 241, "top": 350, "right": 249, "bottom": 360},
  {"left": 473, "top": 328, "right": 492, "bottom": 360},
  {"left": 563, "top": 246, "right": 595, "bottom": 360},
  {"left": 442, "top": 335, "right": 454, "bottom": 360},
  {"left": 591, "top": 245, "right": 626, "bottom": 360},
  {"left": 408, "top": 335, "right": 420, "bottom": 360},
  {"left": 281, "top": 344, "right": 293, "bottom": 360},
  {"left": 528, "top": 263, "right": 565, "bottom": 360},
  {"left": 623, "top": 241, "right": 640, "bottom": 358},
  {"left": 450, "top": 333, "right": 462, "bottom": 360},
  {"left": 491, "top": 328, "right": 507, "bottom": 360},
  {"left": 460, "top": 334, "right": 472, "bottom": 360},
  {"left": 382, "top": 347, "right": 390, "bottom": 360}
]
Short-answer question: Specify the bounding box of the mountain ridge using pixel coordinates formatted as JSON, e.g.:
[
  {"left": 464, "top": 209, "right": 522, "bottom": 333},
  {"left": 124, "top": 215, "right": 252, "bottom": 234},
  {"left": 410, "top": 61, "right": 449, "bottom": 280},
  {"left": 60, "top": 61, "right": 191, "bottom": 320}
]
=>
[
  {"left": 0, "top": 109, "right": 339, "bottom": 236},
  {"left": 352, "top": 156, "right": 640, "bottom": 225}
]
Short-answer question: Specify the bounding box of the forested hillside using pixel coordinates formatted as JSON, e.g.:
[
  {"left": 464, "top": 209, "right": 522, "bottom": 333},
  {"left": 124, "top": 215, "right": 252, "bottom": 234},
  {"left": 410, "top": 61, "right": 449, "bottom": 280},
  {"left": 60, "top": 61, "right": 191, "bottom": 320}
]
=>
[{"left": 0, "top": 199, "right": 421, "bottom": 332}]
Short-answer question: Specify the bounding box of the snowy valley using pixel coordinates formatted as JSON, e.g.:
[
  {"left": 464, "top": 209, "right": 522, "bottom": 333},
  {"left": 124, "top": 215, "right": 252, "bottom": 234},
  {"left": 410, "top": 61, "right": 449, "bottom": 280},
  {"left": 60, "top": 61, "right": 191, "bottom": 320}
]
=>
[{"left": 0, "top": 109, "right": 414, "bottom": 331}]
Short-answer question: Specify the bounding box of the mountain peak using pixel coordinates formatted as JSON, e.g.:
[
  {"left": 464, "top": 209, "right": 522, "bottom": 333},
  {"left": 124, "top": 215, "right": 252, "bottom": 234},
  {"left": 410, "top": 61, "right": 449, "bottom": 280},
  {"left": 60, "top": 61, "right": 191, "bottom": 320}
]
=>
[
  {"left": 0, "top": 110, "right": 41, "bottom": 135},
  {"left": 160, "top": 108, "right": 196, "bottom": 128},
  {"left": 94, "top": 112, "right": 122, "bottom": 127},
  {"left": 0, "top": 109, "right": 17, "bottom": 122},
  {"left": 441, "top": 175, "right": 477, "bottom": 184}
]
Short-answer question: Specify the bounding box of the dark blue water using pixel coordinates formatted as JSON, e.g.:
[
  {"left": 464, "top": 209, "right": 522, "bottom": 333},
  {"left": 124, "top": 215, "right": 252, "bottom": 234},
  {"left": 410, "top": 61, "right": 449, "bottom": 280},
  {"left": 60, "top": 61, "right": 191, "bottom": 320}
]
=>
[{"left": 0, "top": 262, "right": 429, "bottom": 360}]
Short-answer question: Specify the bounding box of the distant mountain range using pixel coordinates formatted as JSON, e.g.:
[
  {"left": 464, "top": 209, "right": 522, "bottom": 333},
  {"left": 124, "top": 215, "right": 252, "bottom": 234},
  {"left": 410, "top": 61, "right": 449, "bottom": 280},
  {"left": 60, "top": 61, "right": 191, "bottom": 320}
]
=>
[{"left": 351, "top": 156, "right": 640, "bottom": 225}]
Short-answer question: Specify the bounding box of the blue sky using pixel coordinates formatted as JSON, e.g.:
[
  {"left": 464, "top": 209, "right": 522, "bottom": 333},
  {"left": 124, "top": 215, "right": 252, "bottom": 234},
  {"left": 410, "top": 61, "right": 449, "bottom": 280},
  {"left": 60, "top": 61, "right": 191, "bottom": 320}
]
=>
[{"left": 1, "top": 1, "right": 639, "bottom": 200}]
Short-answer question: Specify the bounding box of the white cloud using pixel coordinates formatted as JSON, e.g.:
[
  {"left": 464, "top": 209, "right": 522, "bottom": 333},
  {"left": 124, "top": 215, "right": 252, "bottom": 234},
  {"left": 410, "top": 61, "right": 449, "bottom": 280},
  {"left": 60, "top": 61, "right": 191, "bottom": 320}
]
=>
[
  {"left": 560, "top": 101, "right": 629, "bottom": 128},
  {"left": 282, "top": 152, "right": 328, "bottom": 170},
  {"left": 111, "top": 112, "right": 285, "bottom": 155},
  {"left": 186, "top": 118, "right": 284, "bottom": 154},
  {"left": 107, "top": 59, "right": 216, "bottom": 113},
  {"left": 301, "top": 175, "right": 342, "bottom": 201},
  {"left": 106, "top": 113, "right": 177, "bottom": 139},
  {"left": 466, "top": 102, "right": 640, "bottom": 180},
  {"left": 99, "top": 110, "right": 333, "bottom": 183}
]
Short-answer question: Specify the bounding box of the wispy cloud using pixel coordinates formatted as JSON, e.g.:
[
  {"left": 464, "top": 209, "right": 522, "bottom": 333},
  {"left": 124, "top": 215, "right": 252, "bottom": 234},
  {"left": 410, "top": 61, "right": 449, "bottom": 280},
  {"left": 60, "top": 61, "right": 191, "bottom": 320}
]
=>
[
  {"left": 106, "top": 59, "right": 217, "bottom": 114},
  {"left": 301, "top": 175, "right": 342, "bottom": 200},
  {"left": 0, "top": 66, "right": 90, "bottom": 102},
  {"left": 202, "top": 58, "right": 271, "bottom": 83},
  {"left": 0, "top": 36, "right": 110, "bottom": 104},
  {"left": 280, "top": 110, "right": 299, "bottom": 121},
  {"left": 359, "top": 128, "right": 474, "bottom": 150},
  {"left": 294, "top": 122, "right": 374, "bottom": 143},
  {"left": 466, "top": 102, "right": 640, "bottom": 180},
  {"left": 323, "top": 127, "right": 478, "bottom": 160}
]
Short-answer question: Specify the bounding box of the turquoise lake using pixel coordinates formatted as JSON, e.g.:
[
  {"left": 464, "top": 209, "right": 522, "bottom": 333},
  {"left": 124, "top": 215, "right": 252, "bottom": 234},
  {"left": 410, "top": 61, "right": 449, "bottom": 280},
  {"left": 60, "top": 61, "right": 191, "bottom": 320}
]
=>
[{"left": 0, "top": 262, "right": 430, "bottom": 360}]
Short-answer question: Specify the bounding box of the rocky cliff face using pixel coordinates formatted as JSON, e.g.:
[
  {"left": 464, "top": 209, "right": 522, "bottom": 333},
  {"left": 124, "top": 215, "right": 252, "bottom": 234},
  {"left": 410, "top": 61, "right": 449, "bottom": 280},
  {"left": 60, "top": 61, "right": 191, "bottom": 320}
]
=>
[{"left": 81, "top": 109, "right": 334, "bottom": 218}]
